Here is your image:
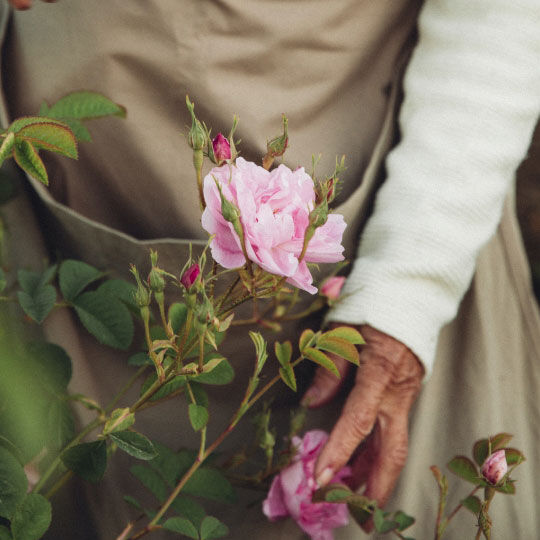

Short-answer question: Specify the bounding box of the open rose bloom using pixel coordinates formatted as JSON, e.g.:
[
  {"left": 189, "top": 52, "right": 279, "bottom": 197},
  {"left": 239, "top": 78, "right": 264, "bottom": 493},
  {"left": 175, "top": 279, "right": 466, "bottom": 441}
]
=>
[
  {"left": 263, "top": 430, "right": 350, "bottom": 540},
  {"left": 201, "top": 158, "right": 346, "bottom": 293}
]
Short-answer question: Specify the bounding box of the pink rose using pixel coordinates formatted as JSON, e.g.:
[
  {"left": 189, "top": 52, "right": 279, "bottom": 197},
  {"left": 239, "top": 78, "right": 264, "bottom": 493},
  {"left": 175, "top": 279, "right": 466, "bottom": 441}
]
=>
[
  {"left": 320, "top": 276, "right": 346, "bottom": 300},
  {"left": 263, "top": 430, "right": 350, "bottom": 540},
  {"left": 180, "top": 263, "right": 200, "bottom": 289},
  {"left": 212, "top": 133, "right": 231, "bottom": 164},
  {"left": 201, "top": 158, "right": 346, "bottom": 294},
  {"left": 481, "top": 449, "right": 508, "bottom": 485}
]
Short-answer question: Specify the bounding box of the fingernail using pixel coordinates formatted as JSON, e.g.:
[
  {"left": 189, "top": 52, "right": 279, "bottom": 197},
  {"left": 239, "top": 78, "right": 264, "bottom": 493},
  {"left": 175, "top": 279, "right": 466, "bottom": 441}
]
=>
[
  {"left": 301, "top": 387, "right": 319, "bottom": 407},
  {"left": 316, "top": 467, "right": 334, "bottom": 488}
]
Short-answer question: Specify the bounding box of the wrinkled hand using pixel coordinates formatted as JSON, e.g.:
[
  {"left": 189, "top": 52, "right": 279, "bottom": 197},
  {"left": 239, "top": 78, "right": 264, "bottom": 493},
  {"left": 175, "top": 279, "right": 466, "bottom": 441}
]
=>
[
  {"left": 302, "top": 324, "right": 424, "bottom": 512},
  {"left": 8, "top": 0, "right": 56, "bottom": 10}
]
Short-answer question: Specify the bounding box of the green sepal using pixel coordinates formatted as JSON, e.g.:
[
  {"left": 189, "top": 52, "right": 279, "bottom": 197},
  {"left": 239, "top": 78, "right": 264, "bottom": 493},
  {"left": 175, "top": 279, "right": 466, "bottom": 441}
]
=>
[{"left": 61, "top": 440, "right": 107, "bottom": 482}]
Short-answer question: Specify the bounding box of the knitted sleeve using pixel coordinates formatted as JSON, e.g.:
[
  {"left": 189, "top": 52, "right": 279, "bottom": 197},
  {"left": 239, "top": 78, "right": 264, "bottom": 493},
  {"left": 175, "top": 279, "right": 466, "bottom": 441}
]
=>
[{"left": 326, "top": 0, "right": 540, "bottom": 373}]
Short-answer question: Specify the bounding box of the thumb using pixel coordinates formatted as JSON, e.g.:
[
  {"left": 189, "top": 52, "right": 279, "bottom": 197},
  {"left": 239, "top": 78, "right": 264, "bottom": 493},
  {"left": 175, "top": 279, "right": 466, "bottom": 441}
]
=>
[{"left": 301, "top": 354, "right": 350, "bottom": 408}]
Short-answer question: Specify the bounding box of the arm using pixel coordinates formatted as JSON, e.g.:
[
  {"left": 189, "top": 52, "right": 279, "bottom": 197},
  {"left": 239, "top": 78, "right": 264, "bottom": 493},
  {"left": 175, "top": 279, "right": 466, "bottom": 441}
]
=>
[{"left": 305, "top": 0, "right": 540, "bottom": 511}]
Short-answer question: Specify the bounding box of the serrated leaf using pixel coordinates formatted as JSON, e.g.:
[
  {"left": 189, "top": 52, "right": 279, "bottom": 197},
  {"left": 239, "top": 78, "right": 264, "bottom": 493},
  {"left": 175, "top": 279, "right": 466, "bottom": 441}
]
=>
[
  {"left": 59, "top": 259, "right": 102, "bottom": 301},
  {"left": 8, "top": 116, "right": 68, "bottom": 134},
  {"left": 128, "top": 352, "right": 152, "bottom": 366},
  {"left": 200, "top": 516, "right": 229, "bottom": 540},
  {"left": 504, "top": 448, "right": 525, "bottom": 465},
  {"left": 170, "top": 496, "right": 206, "bottom": 528},
  {"left": 148, "top": 442, "right": 183, "bottom": 488},
  {"left": 201, "top": 356, "right": 224, "bottom": 374},
  {"left": 275, "top": 341, "right": 292, "bottom": 368},
  {"left": 62, "top": 440, "right": 107, "bottom": 483},
  {"left": 0, "top": 446, "right": 27, "bottom": 519},
  {"left": 47, "top": 399, "right": 75, "bottom": 451},
  {"left": 98, "top": 279, "right": 138, "bottom": 312},
  {"left": 299, "top": 329, "right": 315, "bottom": 352},
  {"left": 0, "top": 132, "right": 15, "bottom": 165},
  {"left": 316, "top": 335, "right": 359, "bottom": 365},
  {"left": 45, "top": 91, "right": 126, "bottom": 120},
  {"left": 461, "top": 495, "right": 482, "bottom": 515},
  {"left": 72, "top": 290, "right": 134, "bottom": 349},
  {"left": 303, "top": 347, "right": 340, "bottom": 378},
  {"left": 490, "top": 433, "right": 513, "bottom": 452},
  {"left": 17, "top": 285, "right": 56, "bottom": 324},
  {"left": 11, "top": 494, "right": 51, "bottom": 540},
  {"left": 17, "top": 122, "right": 77, "bottom": 159},
  {"left": 109, "top": 431, "right": 157, "bottom": 460},
  {"left": 324, "top": 326, "right": 365, "bottom": 345},
  {"left": 473, "top": 439, "right": 490, "bottom": 467},
  {"left": 184, "top": 467, "right": 237, "bottom": 503},
  {"left": 447, "top": 456, "right": 481, "bottom": 485},
  {"left": 249, "top": 331, "right": 268, "bottom": 375},
  {"left": 57, "top": 118, "right": 92, "bottom": 142},
  {"left": 130, "top": 464, "right": 168, "bottom": 502},
  {"left": 393, "top": 510, "right": 415, "bottom": 531},
  {"left": 188, "top": 403, "right": 209, "bottom": 431},
  {"left": 26, "top": 341, "right": 72, "bottom": 391},
  {"left": 162, "top": 517, "right": 199, "bottom": 539},
  {"left": 103, "top": 408, "right": 135, "bottom": 435},
  {"left": 169, "top": 302, "right": 188, "bottom": 334},
  {"left": 493, "top": 480, "right": 515, "bottom": 494},
  {"left": 13, "top": 139, "right": 48, "bottom": 185},
  {"left": 194, "top": 355, "right": 234, "bottom": 385},
  {"left": 279, "top": 364, "right": 297, "bottom": 392}
]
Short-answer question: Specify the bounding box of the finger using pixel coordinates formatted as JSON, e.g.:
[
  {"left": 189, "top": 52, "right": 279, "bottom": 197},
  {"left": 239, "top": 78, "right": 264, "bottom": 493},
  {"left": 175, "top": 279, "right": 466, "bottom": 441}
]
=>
[
  {"left": 314, "top": 353, "right": 393, "bottom": 485},
  {"left": 9, "top": 0, "right": 33, "bottom": 9},
  {"left": 301, "top": 354, "right": 350, "bottom": 408},
  {"left": 348, "top": 426, "right": 379, "bottom": 490},
  {"left": 364, "top": 408, "right": 409, "bottom": 508}
]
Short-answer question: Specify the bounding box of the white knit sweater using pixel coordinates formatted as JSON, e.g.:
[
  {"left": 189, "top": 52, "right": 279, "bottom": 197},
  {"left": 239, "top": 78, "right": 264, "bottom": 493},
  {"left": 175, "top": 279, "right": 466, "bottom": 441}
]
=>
[{"left": 327, "top": 0, "right": 540, "bottom": 373}]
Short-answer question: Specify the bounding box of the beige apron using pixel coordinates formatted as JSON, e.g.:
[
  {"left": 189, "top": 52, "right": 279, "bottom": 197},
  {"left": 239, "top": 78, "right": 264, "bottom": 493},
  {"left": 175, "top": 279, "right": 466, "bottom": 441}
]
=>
[{"left": 1, "top": 2, "right": 539, "bottom": 539}]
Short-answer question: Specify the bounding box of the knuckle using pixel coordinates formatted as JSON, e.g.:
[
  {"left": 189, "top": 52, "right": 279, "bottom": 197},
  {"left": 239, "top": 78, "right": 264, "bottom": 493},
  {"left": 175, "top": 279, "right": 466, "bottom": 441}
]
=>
[
  {"left": 388, "top": 443, "right": 408, "bottom": 468},
  {"left": 344, "top": 409, "right": 373, "bottom": 441}
]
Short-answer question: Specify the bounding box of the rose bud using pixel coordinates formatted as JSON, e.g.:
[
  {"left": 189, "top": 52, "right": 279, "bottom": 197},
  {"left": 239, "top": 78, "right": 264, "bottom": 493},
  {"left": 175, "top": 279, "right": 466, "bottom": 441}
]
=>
[
  {"left": 181, "top": 263, "right": 200, "bottom": 290},
  {"left": 212, "top": 133, "right": 231, "bottom": 164},
  {"left": 320, "top": 276, "right": 346, "bottom": 300},
  {"left": 481, "top": 449, "right": 508, "bottom": 484}
]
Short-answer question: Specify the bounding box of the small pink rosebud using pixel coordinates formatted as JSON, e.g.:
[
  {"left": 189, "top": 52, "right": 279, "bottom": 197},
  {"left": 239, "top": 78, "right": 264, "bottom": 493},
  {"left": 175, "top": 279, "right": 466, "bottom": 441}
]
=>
[
  {"left": 212, "top": 133, "right": 231, "bottom": 164},
  {"left": 481, "top": 449, "right": 508, "bottom": 484},
  {"left": 181, "top": 263, "right": 200, "bottom": 289},
  {"left": 320, "top": 276, "right": 346, "bottom": 300}
]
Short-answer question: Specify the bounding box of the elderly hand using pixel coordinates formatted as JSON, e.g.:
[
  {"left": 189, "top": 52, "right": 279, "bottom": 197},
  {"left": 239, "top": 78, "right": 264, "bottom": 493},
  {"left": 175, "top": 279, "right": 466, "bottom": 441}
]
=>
[
  {"left": 302, "top": 324, "right": 424, "bottom": 512},
  {"left": 8, "top": 0, "right": 56, "bottom": 10}
]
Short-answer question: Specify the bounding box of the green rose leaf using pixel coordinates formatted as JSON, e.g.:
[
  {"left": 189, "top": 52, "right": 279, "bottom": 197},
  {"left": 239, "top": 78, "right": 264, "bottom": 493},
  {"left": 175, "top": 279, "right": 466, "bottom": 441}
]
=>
[
  {"left": 26, "top": 341, "right": 72, "bottom": 391},
  {"left": 184, "top": 467, "right": 237, "bottom": 504},
  {"left": 128, "top": 352, "right": 152, "bottom": 366},
  {"left": 0, "top": 132, "right": 15, "bottom": 166},
  {"left": 61, "top": 440, "right": 107, "bottom": 483},
  {"left": 43, "top": 91, "right": 126, "bottom": 122},
  {"left": 447, "top": 456, "right": 481, "bottom": 485},
  {"left": 17, "top": 122, "right": 77, "bottom": 159},
  {"left": 279, "top": 364, "right": 297, "bottom": 392},
  {"left": 11, "top": 494, "right": 52, "bottom": 540},
  {"left": 323, "top": 326, "right": 365, "bottom": 345},
  {"left": 109, "top": 431, "right": 157, "bottom": 460},
  {"left": 493, "top": 480, "right": 516, "bottom": 495},
  {"left": 13, "top": 139, "right": 48, "bottom": 185},
  {"left": 0, "top": 446, "right": 27, "bottom": 519},
  {"left": 393, "top": 510, "right": 415, "bottom": 531},
  {"left": 47, "top": 399, "right": 75, "bottom": 451},
  {"left": 504, "top": 448, "right": 526, "bottom": 466},
  {"left": 299, "top": 329, "right": 315, "bottom": 352},
  {"left": 170, "top": 496, "right": 206, "bottom": 529},
  {"left": 98, "top": 279, "right": 138, "bottom": 313},
  {"left": 316, "top": 335, "right": 359, "bottom": 366},
  {"left": 103, "top": 408, "right": 135, "bottom": 435},
  {"left": 473, "top": 439, "right": 490, "bottom": 467},
  {"left": 162, "top": 517, "right": 199, "bottom": 539},
  {"left": 8, "top": 116, "right": 68, "bottom": 134},
  {"left": 59, "top": 259, "right": 103, "bottom": 301},
  {"left": 130, "top": 464, "right": 168, "bottom": 502},
  {"left": 17, "top": 286, "right": 56, "bottom": 324},
  {"left": 189, "top": 382, "right": 209, "bottom": 408},
  {"left": 194, "top": 355, "right": 234, "bottom": 385},
  {"left": 72, "top": 290, "right": 134, "bottom": 349},
  {"left": 312, "top": 484, "right": 353, "bottom": 503},
  {"left": 490, "top": 433, "right": 513, "bottom": 452},
  {"left": 188, "top": 403, "right": 209, "bottom": 432},
  {"left": 461, "top": 495, "right": 482, "bottom": 515},
  {"left": 249, "top": 331, "right": 268, "bottom": 375},
  {"left": 168, "top": 302, "right": 188, "bottom": 334},
  {"left": 274, "top": 341, "right": 293, "bottom": 367},
  {"left": 303, "top": 347, "right": 340, "bottom": 378},
  {"left": 200, "top": 516, "right": 229, "bottom": 540}
]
